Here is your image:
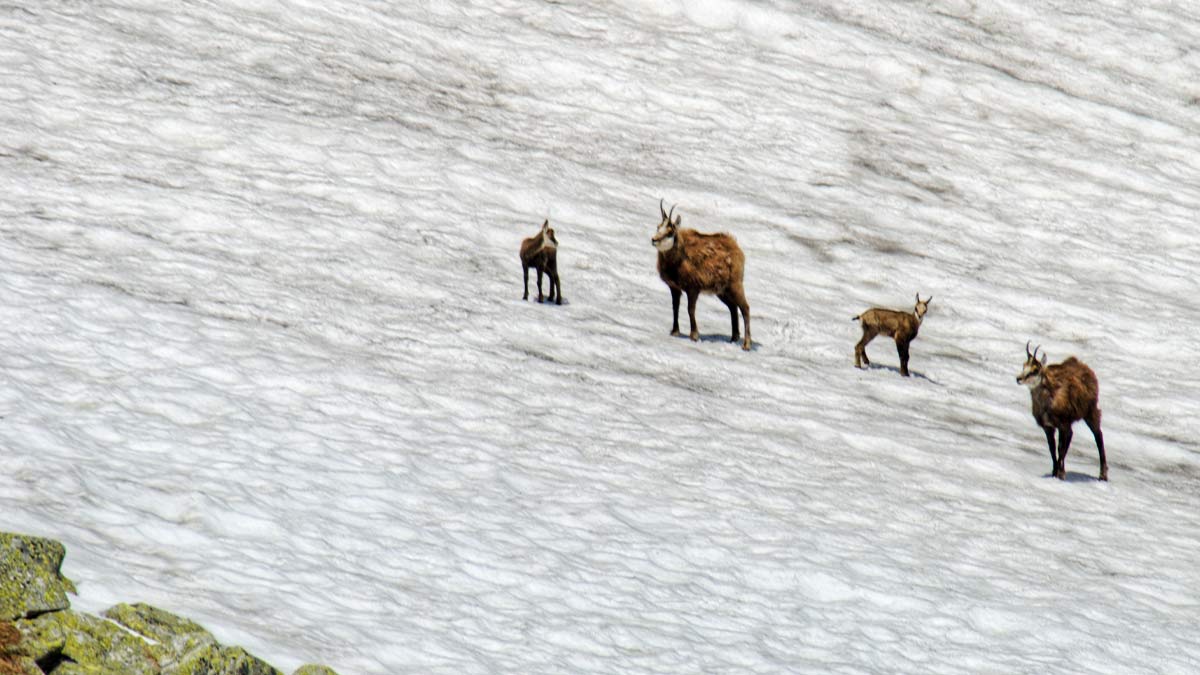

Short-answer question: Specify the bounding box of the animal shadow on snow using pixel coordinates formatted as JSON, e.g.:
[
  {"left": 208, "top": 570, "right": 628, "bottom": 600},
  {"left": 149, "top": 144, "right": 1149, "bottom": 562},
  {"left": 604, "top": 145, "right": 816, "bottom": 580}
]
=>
[
  {"left": 864, "top": 362, "right": 940, "bottom": 385},
  {"left": 1045, "top": 470, "right": 1106, "bottom": 484},
  {"left": 682, "top": 332, "right": 761, "bottom": 351}
]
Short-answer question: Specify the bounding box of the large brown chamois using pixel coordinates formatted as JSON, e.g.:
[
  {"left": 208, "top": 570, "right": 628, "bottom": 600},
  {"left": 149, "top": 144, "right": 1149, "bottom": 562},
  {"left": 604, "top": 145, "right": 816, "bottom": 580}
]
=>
[
  {"left": 853, "top": 294, "right": 930, "bottom": 377},
  {"left": 1017, "top": 342, "right": 1108, "bottom": 481},
  {"left": 519, "top": 219, "right": 560, "bottom": 304},
  {"left": 652, "top": 200, "right": 751, "bottom": 351}
]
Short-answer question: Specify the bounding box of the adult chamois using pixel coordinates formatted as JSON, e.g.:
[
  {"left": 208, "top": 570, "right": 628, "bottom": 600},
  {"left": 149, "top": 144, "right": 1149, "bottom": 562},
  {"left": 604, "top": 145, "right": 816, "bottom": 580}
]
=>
[
  {"left": 520, "top": 219, "right": 561, "bottom": 304},
  {"left": 853, "top": 294, "right": 931, "bottom": 377},
  {"left": 652, "top": 200, "right": 751, "bottom": 351},
  {"left": 1017, "top": 342, "right": 1108, "bottom": 481}
]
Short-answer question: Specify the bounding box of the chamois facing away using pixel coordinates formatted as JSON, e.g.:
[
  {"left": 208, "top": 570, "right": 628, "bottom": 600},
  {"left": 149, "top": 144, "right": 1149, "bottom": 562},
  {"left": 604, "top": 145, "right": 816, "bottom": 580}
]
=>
[
  {"left": 520, "top": 219, "right": 561, "bottom": 304},
  {"left": 652, "top": 200, "right": 751, "bottom": 351},
  {"left": 1018, "top": 342, "right": 1107, "bottom": 481},
  {"left": 853, "top": 294, "right": 930, "bottom": 377}
]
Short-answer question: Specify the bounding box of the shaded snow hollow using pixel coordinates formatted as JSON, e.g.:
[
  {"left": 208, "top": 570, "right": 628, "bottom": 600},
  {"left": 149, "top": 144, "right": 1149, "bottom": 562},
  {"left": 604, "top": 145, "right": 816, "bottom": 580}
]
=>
[{"left": 3, "top": 1, "right": 1200, "bottom": 673}]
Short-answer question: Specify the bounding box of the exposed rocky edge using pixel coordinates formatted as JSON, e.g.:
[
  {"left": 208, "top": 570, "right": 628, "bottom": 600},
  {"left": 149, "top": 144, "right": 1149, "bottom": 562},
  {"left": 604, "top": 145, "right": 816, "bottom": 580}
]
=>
[
  {"left": 0, "top": 532, "right": 338, "bottom": 675},
  {"left": 1, "top": 534, "right": 76, "bottom": 622}
]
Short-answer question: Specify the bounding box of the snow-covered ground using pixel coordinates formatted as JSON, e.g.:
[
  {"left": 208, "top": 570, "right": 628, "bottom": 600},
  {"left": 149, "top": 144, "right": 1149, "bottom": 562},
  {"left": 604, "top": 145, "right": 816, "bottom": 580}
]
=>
[{"left": 3, "top": 1, "right": 1200, "bottom": 672}]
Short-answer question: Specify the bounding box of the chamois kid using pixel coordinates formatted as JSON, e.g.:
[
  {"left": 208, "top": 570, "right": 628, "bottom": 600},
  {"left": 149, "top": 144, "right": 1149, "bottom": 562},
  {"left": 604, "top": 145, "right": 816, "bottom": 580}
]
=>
[
  {"left": 853, "top": 294, "right": 930, "bottom": 377},
  {"left": 1017, "top": 342, "right": 1108, "bottom": 481},
  {"left": 520, "top": 219, "right": 561, "bottom": 304},
  {"left": 652, "top": 200, "right": 751, "bottom": 351}
]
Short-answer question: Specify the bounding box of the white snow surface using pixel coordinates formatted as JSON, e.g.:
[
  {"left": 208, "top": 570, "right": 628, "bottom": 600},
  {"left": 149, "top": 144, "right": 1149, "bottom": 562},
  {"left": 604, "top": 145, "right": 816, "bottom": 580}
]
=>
[{"left": 3, "top": 1, "right": 1200, "bottom": 673}]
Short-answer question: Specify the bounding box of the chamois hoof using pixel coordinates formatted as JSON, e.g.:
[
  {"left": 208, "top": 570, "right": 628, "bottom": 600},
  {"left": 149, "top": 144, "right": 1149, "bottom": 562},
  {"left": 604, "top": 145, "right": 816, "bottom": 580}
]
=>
[
  {"left": 689, "top": 333, "right": 699, "bottom": 342},
  {"left": 670, "top": 329, "right": 681, "bottom": 337},
  {"left": 741, "top": 341, "right": 751, "bottom": 352},
  {"left": 1099, "top": 470, "right": 1109, "bottom": 482}
]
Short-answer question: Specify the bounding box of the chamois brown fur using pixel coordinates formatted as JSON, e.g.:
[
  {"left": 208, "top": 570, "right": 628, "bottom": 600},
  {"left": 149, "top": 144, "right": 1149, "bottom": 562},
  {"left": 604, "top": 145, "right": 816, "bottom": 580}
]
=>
[
  {"left": 652, "top": 200, "right": 750, "bottom": 350},
  {"left": 520, "top": 219, "right": 560, "bottom": 304},
  {"left": 1018, "top": 343, "right": 1107, "bottom": 481},
  {"left": 853, "top": 294, "right": 930, "bottom": 377}
]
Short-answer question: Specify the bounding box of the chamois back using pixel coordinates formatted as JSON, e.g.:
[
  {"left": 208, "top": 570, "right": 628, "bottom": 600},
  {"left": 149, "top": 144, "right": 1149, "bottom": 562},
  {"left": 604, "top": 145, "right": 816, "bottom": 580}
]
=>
[{"left": 652, "top": 200, "right": 751, "bottom": 350}]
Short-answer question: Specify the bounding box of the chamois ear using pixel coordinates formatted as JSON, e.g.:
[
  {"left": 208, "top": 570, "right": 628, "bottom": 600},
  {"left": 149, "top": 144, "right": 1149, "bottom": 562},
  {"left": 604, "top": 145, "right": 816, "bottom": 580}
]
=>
[
  {"left": 673, "top": 214, "right": 682, "bottom": 226},
  {"left": 541, "top": 219, "right": 549, "bottom": 230}
]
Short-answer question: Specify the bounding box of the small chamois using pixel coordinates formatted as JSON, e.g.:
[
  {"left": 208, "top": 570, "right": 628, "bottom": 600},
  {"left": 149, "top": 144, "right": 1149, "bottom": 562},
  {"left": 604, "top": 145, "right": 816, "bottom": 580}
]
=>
[
  {"left": 853, "top": 294, "right": 931, "bottom": 377},
  {"left": 652, "top": 200, "right": 751, "bottom": 351},
  {"left": 520, "top": 219, "right": 561, "bottom": 304},
  {"left": 1017, "top": 342, "right": 1108, "bottom": 481}
]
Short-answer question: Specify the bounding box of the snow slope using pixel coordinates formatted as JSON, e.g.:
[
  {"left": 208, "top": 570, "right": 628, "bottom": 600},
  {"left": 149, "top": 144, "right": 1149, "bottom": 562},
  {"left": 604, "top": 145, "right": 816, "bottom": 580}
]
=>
[{"left": 3, "top": 1, "right": 1200, "bottom": 672}]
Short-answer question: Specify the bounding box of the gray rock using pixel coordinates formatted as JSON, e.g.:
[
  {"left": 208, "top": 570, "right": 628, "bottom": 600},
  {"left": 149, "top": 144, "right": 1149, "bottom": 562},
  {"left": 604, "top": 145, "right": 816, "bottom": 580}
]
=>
[
  {"left": 15, "top": 608, "right": 159, "bottom": 675},
  {"left": 0, "top": 532, "right": 76, "bottom": 621},
  {"left": 104, "top": 602, "right": 217, "bottom": 667},
  {"left": 169, "top": 644, "right": 284, "bottom": 675},
  {"left": 293, "top": 666, "right": 340, "bottom": 675}
]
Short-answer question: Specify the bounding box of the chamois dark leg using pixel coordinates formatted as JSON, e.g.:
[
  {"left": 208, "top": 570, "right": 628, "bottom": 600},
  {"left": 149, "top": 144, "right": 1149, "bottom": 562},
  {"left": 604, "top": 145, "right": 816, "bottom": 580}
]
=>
[
  {"left": 685, "top": 290, "right": 699, "bottom": 341},
  {"left": 854, "top": 329, "right": 875, "bottom": 367},
  {"left": 551, "top": 267, "right": 561, "bottom": 305},
  {"left": 897, "top": 340, "right": 911, "bottom": 377},
  {"left": 1085, "top": 408, "right": 1107, "bottom": 481},
  {"left": 719, "top": 292, "right": 739, "bottom": 343},
  {"left": 1042, "top": 426, "right": 1057, "bottom": 478},
  {"left": 1055, "top": 425, "right": 1073, "bottom": 480},
  {"left": 738, "top": 294, "right": 751, "bottom": 352},
  {"left": 535, "top": 267, "right": 545, "bottom": 303},
  {"left": 522, "top": 265, "right": 530, "bottom": 300},
  {"left": 670, "top": 287, "right": 682, "bottom": 336}
]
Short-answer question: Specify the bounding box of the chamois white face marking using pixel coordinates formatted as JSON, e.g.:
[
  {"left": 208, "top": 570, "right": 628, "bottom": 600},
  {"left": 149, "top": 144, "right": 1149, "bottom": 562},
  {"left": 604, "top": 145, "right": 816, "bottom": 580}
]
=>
[
  {"left": 914, "top": 297, "right": 930, "bottom": 320},
  {"left": 652, "top": 220, "right": 675, "bottom": 252},
  {"left": 1017, "top": 358, "right": 1042, "bottom": 388}
]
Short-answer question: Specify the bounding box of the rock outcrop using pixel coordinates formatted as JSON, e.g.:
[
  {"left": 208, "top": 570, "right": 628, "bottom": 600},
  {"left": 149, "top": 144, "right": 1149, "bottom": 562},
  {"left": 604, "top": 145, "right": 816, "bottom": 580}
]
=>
[{"left": 0, "top": 532, "right": 338, "bottom": 675}]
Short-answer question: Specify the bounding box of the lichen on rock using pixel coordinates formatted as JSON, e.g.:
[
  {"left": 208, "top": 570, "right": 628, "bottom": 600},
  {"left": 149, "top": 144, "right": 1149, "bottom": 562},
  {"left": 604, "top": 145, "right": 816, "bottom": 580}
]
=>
[
  {"left": 103, "top": 603, "right": 216, "bottom": 668},
  {"left": 1, "top": 620, "right": 41, "bottom": 675},
  {"left": 0, "top": 534, "right": 76, "bottom": 622},
  {"left": 16, "top": 609, "right": 159, "bottom": 675},
  {"left": 292, "top": 665, "right": 340, "bottom": 675},
  {"left": 169, "top": 644, "right": 283, "bottom": 675}
]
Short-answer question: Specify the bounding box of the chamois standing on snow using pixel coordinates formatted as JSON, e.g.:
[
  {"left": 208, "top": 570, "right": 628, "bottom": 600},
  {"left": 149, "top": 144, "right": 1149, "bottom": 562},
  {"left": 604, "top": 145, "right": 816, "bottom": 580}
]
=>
[
  {"left": 652, "top": 200, "right": 751, "bottom": 351},
  {"left": 1017, "top": 342, "right": 1108, "bottom": 481},
  {"left": 520, "top": 219, "right": 561, "bottom": 304},
  {"left": 853, "top": 294, "right": 931, "bottom": 377}
]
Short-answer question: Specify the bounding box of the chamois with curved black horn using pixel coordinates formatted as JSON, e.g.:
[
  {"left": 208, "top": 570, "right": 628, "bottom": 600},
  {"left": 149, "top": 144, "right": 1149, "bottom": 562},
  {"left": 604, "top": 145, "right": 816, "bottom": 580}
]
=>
[
  {"left": 520, "top": 219, "right": 561, "bottom": 304},
  {"left": 853, "top": 294, "right": 930, "bottom": 377},
  {"left": 652, "top": 200, "right": 751, "bottom": 350},
  {"left": 1017, "top": 342, "right": 1108, "bottom": 481}
]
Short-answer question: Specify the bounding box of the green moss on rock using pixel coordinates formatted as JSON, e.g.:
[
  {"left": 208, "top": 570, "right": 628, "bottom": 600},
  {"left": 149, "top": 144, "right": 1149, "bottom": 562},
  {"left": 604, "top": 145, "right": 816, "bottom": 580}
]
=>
[
  {"left": 292, "top": 666, "right": 339, "bottom": 675},
  {"left": 103, "top": 603, "right": 216, "bottom": 667},
  {"left": 169, "top": 644, "right": 282, "bottom": 675},
  {"left": 0, "top": 533, "right": 76, "bottom": 621},
  {"left": 1, "top": 620, "right": 41, "bottom": 675},
  {"left": 16, "top": 609, "right": 158, "bottom": 675}
]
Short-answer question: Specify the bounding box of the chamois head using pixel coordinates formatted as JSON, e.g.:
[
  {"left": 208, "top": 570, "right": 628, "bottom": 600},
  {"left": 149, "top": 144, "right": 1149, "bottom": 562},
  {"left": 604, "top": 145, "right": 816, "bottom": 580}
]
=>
[
  {"left": 540, "top": 219, "right": 558, "bottom": 246},
  {"left": 914, "top": 293, "right": 931, "bottom": 321},
  {"left": 652, "top": 199, "right": 681, "bottom": 253},
  {"left": 1017, "top": 341, "right": 1047, "bottom": 387}
]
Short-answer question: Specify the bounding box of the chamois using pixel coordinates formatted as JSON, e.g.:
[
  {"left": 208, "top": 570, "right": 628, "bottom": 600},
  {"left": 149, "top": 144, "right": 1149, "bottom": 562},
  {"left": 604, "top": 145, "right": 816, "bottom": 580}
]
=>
[
  {"left": 520, "top": 219, "right": 561, "bottom": 304},
  {"left": 1017, "top": 342, "right": 1108, "bottom": 481},
  {"left": 652, "top": 200, "right": 751, "bottom": 351},
  {"left": 853, "top": 294, "right": 931, "bottom": 377}
]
